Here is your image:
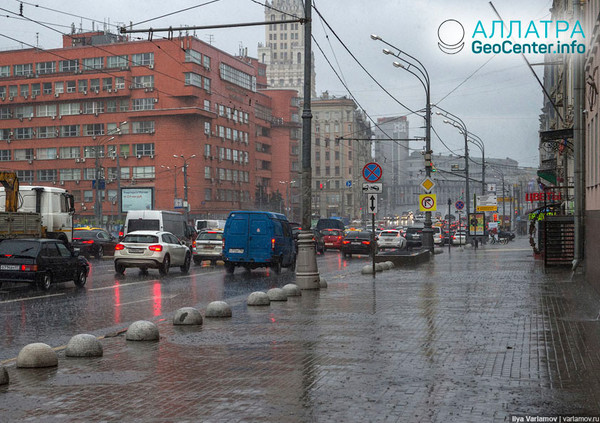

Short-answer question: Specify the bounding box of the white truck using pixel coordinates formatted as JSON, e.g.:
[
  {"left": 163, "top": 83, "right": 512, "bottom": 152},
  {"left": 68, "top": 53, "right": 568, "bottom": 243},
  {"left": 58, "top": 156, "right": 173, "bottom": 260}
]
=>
[{"left": 0, "top": 174, "right": 75, "bottom": 243}]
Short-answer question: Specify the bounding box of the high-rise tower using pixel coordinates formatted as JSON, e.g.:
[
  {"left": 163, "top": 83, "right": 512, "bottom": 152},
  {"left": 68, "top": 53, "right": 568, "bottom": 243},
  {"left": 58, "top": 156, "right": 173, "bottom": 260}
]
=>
[{"left": 257, "top": 0, "right": 316, "bottom": 97}]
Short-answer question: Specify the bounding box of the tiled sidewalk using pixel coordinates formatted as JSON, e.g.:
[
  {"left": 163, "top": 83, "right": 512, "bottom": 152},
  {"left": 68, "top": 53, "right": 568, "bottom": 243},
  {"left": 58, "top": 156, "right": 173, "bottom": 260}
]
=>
[{"left": 2, "top": 238, "right": 600, "bottom": 422}]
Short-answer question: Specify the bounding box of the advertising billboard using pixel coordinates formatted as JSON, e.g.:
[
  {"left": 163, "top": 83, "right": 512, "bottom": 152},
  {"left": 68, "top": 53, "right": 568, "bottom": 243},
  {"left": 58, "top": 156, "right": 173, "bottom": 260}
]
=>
[{"left": 121, "top": 188, "right": 154, "bottom": 212}]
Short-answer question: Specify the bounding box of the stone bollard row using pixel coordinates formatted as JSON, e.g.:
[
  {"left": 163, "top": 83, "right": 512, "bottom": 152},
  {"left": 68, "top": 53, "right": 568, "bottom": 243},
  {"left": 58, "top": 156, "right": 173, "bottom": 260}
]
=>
[
  {"left": 361, "top": 261, "right": 395, "bottom": 274},
  {"left": 7, "top": 283, "right": 309, "bottom": 386}
]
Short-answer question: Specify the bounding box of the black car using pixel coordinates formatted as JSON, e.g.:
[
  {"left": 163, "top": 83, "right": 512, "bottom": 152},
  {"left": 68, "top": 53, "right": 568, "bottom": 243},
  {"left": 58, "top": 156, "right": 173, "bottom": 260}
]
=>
[
  {"left": 405, "top": 227, "right": 423, "bottom": 249},
  {"left": 72, "top": 229, "right": 118, "bottom": 259},
  {"left": 341, "top": 231, "right": 377, "bottom": 258},
  {"left": 312, "top": 229, "right": 325, "bottom": 254},
  {"left": 0, "top": 239, "right": 89, "bottom": 290}
]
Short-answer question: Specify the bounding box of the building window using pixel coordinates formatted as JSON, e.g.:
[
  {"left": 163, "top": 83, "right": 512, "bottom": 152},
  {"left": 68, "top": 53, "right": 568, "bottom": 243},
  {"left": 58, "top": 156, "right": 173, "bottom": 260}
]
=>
[
  {"left": 38, "top": 126, "right": 57, "bottom": 139},
  {"left": 16, "top": 170, "right": 33, "bottom": 182},
  {"left": 59, "top": 103, "right": 81, "bottom": 116},
  {"left": 60, "top": 125, "right": 80, "bottom": 137},
  {"left": 55, "top": 82, "right": 64, "bottom": 94},
  {"left": 107, "top": 55, "right": 128, "bottom": 69},
  {"left": 15, "top": 128, "right": 33, "bottom": 139},
  {"left": 59, "top": 146, "right": 80, "bottom": 159},
  {"left": 204, "top": 166, "right": 211, "bottom": 179},
  {"left": 37, "top": 169, "right": 57, "bottom": 182},
  {"left": 219, "top": 63, "right": 256, "bottom": 92},
  {"left": 14, "top": 105, "right": 33, "bottom": 119},
  {"left": 66, "top": 80, "right": 76, "bottom": 93},
  {"left": 184, "top": 72, "right": 203, "bottom": 88},
  {"left": 0, "top": 66, "right": 9, "bottom": 77},
  {"left": 133, "top": 143, "right": 155, "bottom": 157},
  {"left": 78, "top": 80, "right": 88, "bottom": 93},
  {"left": 132, "top": 121, "right": 155, "bottom": 134},
  {"left": 115, "top": 77, "right": 125, "bottom": 89},
  {"left": 59, "top": 60, "right": 79, "bottom": 72},
  {"left": 0, "top": 150, "right": 11, "bottom": 161},
  {"left": 43, "top": 83, "right": 52, "bottom": 95},
  {"left": 83, "top": 57, "right": 103, "bottom": 70},
  {"left": 184, "top": 49, "right": 202, "bottom": 65},
  {"left": 132, "top": 166, "right": 155, "bottom": 179},
  {"left": 60, "top": 169, "right": 81, "bottom": 181},
  {"left": 102, "top": 78, "right": 113, "bottom": 91},
  {"left": 14, "top": 149, "right": 34, "bottom": 161},
  {"left": 85, "top": 124, "right": 105, "bottom": 136},
  {"left": 205, "top": 188, "right": 212, "bottom": 201},
  {"left": 83, "top": 101, "right": 104, "bottom": 114},
  {"left": 132, "top": 75, "right": 153, "bottom": 88},
  {"left": 131, "top": 53, "right": 154, "bottom": 67},
  {"left": 14, "top": 63, "right": 33, "bottom": 76},
  {"left": 132, "top": 98, "right": 155, "bottom": 111}
]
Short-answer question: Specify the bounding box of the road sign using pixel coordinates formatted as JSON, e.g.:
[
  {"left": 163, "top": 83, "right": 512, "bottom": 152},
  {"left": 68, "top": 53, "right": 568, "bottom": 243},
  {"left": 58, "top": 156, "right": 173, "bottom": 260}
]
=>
[
  {"left": 455, "top": 200, "right": 464, "bottom": 210},
  {"left": 420, "top": 177, "right": 435, "bottom": 193},
  {"left": 368, "top": 194, "right": 378, "bottom": 214},
  {"left": 419, "top": 194, "right": 437, "bottom": 212},
  {"left": 362, "top": 183, "right": 382, "bottom": 194},
  {"left": 476, "top": 194, "right": 498, "bottom": 212},
  {"left": 346, "top": 180, "right": 352, "bottom": 188},
  {"left": 362, "top": 162, "right": 383, "bottom": 182}
]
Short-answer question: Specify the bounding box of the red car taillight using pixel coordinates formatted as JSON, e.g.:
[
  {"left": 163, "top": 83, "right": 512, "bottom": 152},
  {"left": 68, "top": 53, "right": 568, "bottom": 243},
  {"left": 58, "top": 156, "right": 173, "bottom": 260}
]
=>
[
  {"left": 338, "top": 236, "right": 343, "bottom": 240},
  {"left": 115, "top": 244, "right": 125, "bottom": 251},
  {"left": 271, "top": 238, "right": 276, "bottom": 250},
  {"left": 193, "top": 240, "right": 197, "bottom": 248},
  {"left": 362, "top": 240, "right": 371, "bottom": 245},
  {"left": 343, "top": 240, "right": 351, "bottom": 245},
  {"left": 82, "top": 240, "right": 94, "bottom": 244},
  {"left": 21, "top": 264, "right": 38, "bottom": 271},
  {"left": 148, "top": 245, "right": 163, "bottom": 252}
]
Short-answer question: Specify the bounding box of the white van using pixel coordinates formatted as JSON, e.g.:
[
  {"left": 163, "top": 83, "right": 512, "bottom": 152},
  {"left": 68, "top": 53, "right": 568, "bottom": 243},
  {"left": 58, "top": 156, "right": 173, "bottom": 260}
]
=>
[
  {"left": 124, "top": 210, "right": 193, "bottom": 247},
  {"left": 195, "top": 219, "right": 226, "bottom": 232}
]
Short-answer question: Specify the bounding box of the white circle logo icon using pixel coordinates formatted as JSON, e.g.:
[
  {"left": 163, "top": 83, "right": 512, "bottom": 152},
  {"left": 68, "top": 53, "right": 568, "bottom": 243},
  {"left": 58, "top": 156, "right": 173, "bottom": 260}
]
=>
[{"left": 438, "top": 19, "right": 465, "bottom": 54}]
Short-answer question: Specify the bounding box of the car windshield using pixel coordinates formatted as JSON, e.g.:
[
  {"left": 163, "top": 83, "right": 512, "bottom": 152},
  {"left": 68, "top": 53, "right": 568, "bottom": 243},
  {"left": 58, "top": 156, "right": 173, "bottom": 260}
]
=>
[
  {"left": 198, "top": 232, "right": 223, "bottom": 241},
  {"left": 380, "top": 232, "right": 398, "bottom": 237},
  {"left": 122, "top": 234, "right": 159, "bottom": 243},
  {"left": 0, "top": 240, "right": 40, "bottom": 257},
  {"left": 323, "top": 230, "right": 342, "bottom": 236}
]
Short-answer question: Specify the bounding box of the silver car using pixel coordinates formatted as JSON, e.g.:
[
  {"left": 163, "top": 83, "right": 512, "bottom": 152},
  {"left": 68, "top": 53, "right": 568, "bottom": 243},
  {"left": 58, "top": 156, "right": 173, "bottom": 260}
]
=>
[
  {"left": 376, "top": 230, "right": 406, "bottom": 250},
  {"left": 114, "top": 230, "right": 191, "bottom": 276}
]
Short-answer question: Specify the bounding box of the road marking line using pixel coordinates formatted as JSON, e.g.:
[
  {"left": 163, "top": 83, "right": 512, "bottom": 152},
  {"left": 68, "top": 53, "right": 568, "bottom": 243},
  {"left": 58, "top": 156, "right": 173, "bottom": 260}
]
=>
[
  {"left": 0, "top": 293, "right": 65, "bottom": 304},
  {"left": 116, "top": 294, "right": 177, "bottom": 307}
]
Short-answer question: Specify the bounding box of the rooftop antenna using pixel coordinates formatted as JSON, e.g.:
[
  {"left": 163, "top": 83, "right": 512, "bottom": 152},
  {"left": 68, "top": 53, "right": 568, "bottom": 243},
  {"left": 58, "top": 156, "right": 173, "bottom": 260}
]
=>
[{"left": 206, "top": 34, "right": 214, "bottom": 45}]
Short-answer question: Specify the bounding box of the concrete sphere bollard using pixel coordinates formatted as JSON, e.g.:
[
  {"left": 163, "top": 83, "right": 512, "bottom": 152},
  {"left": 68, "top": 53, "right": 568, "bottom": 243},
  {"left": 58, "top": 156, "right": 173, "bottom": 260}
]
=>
[
  {"left": 382, "top": 262, "right": 393, "bottom": 270},
  {"left": 375, "top": 263, "right": 385, "bottom": 272},
  {"left": 282, "top": 284, "right": 301, "bottom": 297},
  {"left": 247, "top": 291, "right": 270, "bottom": 306},
  {"left": 319, "top": 277, "right": 328, "bottom": 288},
  {"left": 267, "top": 288, "right": 287, "bottom": 301},
  {"left": 205, "top": 301, "right": 232, "bottom": 318},
  {"left": 173, "top": 307, "right": 203, "bottom": 326},
  {"left": 65, "top": 334, "right": 103, "bottom": 357},
  {"left": 16, "top": 343, "right": 58, "bottom": 368},
  {"left": 126, "top": 320, "right": 159, "bottom": 341},
  {"left": 386, "top": 261, "right": 394, "bottom": 269},
  {"left": 0, "top": 367, "right": 8, "bottom": 385},
  {"left": 361, "top": 264, "right": 374, "bottom": 274}
]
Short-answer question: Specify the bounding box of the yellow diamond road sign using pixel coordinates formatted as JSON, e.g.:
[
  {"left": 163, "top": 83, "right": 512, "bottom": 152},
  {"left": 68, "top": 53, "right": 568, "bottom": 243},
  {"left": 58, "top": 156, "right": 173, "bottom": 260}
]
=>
[{"left": 420, "top": 177, "right": 435, "bottom": 193}]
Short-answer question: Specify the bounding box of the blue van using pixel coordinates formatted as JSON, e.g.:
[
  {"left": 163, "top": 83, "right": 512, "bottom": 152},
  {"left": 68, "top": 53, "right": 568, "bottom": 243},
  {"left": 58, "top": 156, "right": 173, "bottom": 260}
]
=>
[{"left": 222, "top": 211, "right": 296, "bottom": 274}]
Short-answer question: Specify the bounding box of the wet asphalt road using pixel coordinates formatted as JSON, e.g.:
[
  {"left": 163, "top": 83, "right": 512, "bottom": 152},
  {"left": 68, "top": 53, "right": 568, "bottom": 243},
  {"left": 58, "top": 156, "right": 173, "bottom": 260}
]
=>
[{"left": 0, "top": 250, "right": 368, "bottom": 362}]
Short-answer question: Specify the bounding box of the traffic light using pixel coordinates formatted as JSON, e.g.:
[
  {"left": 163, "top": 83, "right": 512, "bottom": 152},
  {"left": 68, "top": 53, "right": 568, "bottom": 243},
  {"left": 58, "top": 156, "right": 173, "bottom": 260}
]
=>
[
  {"left": 493, "top": 213, "right": 498, "bottom": 221},
  {"left": 431, "top": 162, "right": 436, "bottom": 172},
  {"left": 319, "top": 183, "right": 323, "bottom": 190}
]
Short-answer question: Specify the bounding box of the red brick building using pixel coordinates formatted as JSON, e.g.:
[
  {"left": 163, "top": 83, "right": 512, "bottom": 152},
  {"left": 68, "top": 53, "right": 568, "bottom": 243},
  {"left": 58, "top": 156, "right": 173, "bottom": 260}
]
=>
[{"left": 0, "top": 31, "right": 296, "bottom": 225}]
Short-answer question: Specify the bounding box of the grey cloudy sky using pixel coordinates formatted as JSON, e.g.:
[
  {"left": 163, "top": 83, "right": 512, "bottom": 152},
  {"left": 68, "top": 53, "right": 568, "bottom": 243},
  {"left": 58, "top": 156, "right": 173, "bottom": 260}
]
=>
[{"left": 0, "top": 0, "right": 555, "bottom": 167}]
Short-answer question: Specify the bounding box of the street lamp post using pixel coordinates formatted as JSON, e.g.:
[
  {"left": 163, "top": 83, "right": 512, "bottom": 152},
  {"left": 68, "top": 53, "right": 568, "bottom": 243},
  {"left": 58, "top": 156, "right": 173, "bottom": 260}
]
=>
[
  {"left": 372, "top": 34, "right": 433, "bottom": 252},
  {"left": 436, "top": 108, "right": 470, "bottom": 233},
  {"left": 467, "top": 133, "right": 486, "bottom": 195},
  {"left": 161, "top": 165, "right": 180, "bottom": 207},
  {"left": 295, "top": 0, "right": 320, "bottom": 290},
  {"left": 173, "top": 154, "right": 196, "bottom": 223}
]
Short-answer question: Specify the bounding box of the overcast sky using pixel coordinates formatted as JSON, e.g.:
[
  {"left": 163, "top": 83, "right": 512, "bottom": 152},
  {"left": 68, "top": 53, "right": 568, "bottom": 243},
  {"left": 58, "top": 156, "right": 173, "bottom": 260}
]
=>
[{"left": 0, "top": 0, "right": 555, "bottom": 167}]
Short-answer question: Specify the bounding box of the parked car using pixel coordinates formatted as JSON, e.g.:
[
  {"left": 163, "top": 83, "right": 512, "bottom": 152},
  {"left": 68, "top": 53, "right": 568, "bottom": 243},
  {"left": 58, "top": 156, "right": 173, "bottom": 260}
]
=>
[
  {"left": 312, "top": 229, "right": 325, "bottom": 254},
  {"left": 0, "top": 238, "right": 89, "bottom": 290},
  {"left": 452, "top": 230, "right": 468, "bottom": 245},
  {"left": 341, "top": 231, "right": 377, "bottom": 258},
  {"left": 405, "top": 227, "right": 423, "bottom": 249},
  {"left": 377, "top": 229, "right": 406, "bottom": 250},
  {"left": 193, "top": 230, "right": 223, "bottom": 265},
  {"left": 432, "top": 226, "right": 443, "bottom": 245},
  {"left": 114, "top": 230, "right": 191, "bottom": 276},
  {"left": 222, "top": 211, "right": 296, "bottom": 274},
  {"left": 72, "top": 228, "right": 118, "bottom": 259},
  {"left": 321, "top": 228, "right": 344, "bottom": 250}
]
